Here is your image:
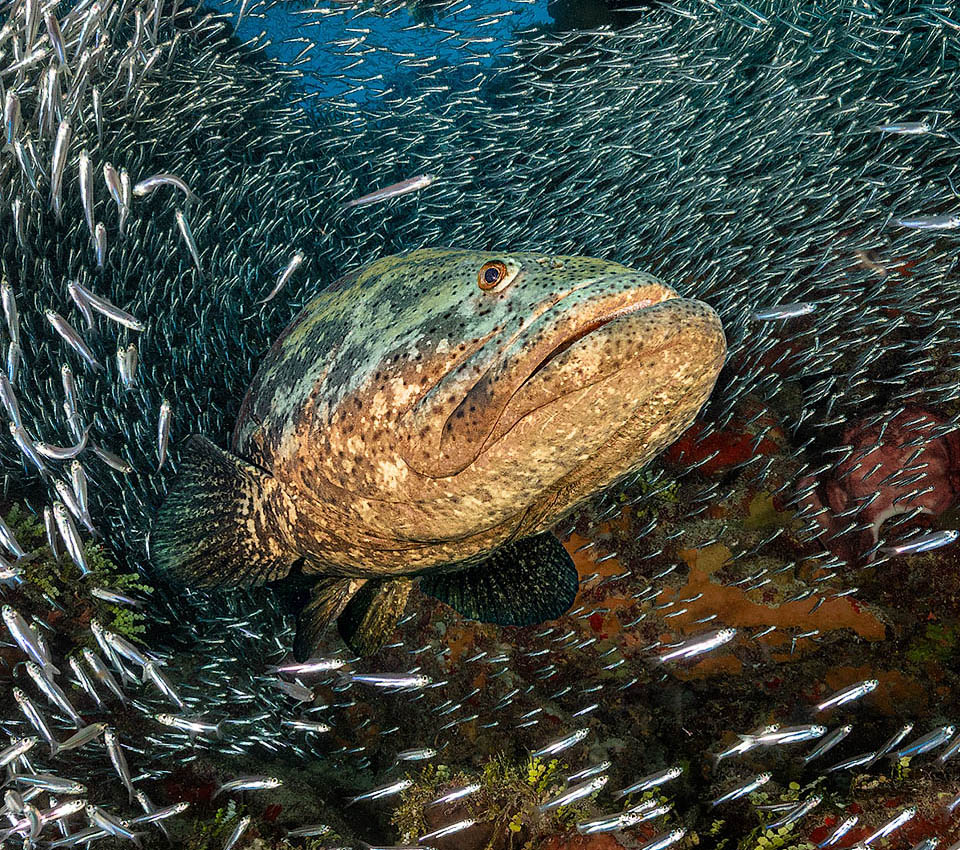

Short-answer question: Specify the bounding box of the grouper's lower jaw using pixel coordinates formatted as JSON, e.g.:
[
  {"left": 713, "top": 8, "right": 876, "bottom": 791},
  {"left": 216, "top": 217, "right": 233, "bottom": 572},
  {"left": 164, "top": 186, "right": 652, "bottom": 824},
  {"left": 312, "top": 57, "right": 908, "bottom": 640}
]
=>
[{"left": 488, "top": 296, "right": 727, "bottom": 449}]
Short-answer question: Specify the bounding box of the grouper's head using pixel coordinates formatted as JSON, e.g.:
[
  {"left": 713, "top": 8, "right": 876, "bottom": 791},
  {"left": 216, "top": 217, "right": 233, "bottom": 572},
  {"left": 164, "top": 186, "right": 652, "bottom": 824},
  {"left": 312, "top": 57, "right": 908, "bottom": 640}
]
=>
[{"left": 313, "top": 248, "right": 726, "bottom": 551}]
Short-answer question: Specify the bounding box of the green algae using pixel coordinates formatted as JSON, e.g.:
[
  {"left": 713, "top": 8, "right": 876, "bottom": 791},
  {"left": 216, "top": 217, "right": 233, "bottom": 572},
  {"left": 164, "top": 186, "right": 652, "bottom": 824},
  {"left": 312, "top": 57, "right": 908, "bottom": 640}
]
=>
[
  {"left": 906, "top": 622, "right": 958, "bottom": 666},
  {"left": 4, "top": 501, "right": 153, "bottom": 644},
  {"left": 392, "top": 753, "right": 607, "bottom": 850}
]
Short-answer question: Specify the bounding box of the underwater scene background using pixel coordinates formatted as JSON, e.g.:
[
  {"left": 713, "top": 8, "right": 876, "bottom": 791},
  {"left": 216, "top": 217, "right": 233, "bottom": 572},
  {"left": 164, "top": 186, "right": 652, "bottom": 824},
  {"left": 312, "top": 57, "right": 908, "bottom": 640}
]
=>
[{"left": 1, "top": 0, "right": 960, "bottom": 847}]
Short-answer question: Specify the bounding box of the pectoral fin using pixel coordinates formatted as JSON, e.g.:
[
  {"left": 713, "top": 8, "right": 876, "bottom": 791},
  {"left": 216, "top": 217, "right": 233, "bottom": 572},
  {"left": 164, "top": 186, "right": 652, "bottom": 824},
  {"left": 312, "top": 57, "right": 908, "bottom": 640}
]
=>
[
  {"left": 151, "top": 435, "right": 296, "bottom": 588},
  {"left": 419, "top": 531, "right": 579, "bottom": 627}
]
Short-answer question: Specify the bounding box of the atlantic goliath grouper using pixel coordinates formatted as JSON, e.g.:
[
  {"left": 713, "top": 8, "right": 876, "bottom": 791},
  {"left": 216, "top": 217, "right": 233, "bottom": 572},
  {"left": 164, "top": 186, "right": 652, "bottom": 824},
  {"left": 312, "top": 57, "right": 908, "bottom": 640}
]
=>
[{"left": 152, "top": 249, "right": 726, "bottom": 658}]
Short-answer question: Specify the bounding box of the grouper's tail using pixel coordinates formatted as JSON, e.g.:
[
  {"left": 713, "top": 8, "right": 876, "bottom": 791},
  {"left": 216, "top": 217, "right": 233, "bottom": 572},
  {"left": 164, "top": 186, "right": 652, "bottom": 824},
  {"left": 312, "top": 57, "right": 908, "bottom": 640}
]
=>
[{"left": 151, "top": 434, "right": 298, "bottom": 588}]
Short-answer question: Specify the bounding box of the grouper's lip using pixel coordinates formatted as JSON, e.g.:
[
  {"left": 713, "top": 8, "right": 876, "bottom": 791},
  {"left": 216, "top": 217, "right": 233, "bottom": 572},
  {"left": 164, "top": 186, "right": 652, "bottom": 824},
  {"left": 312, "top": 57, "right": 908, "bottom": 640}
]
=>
[{"left": 518, "top": 295, "right": 675, "bottom": 390}]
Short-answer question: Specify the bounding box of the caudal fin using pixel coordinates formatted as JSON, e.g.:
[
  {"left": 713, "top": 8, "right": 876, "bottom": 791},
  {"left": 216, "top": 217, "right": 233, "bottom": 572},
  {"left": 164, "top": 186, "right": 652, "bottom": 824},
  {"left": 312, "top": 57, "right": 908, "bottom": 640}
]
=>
[{"left": 151, "top": 435, "right": 297, "bottom": 588}]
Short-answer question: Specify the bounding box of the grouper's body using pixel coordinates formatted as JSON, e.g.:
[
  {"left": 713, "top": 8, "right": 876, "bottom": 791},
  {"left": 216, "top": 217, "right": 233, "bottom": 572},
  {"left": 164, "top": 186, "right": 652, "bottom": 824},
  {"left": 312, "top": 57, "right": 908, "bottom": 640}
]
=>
[{"left": 152, "top": 248, "right": 726, "bottom": 657}]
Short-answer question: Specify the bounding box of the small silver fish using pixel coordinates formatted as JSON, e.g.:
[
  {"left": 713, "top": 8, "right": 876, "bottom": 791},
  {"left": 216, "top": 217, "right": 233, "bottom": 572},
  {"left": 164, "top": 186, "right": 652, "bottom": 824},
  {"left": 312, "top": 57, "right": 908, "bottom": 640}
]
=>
[
  {"left": 0, "top": 516, "right": 26, "bottom": 559},
  {"left": 566, "top": 761, "right": 612, "bottom": 784},
  {"left": 341, "top": 173, "right": 436, "bottom": 210},
  {"left": 35, "top": 428, "right": 90, "bottom": 461},
  {"left": 538, "top": 775, "right": 608, "bottom": 812},
  {"left": 348, "top": 672, "right": 431, "bottom": 689},
  {"left": 49, "top": 119, "right": 71, "bottom": 221},
  {"left": 133, "top": 172, "right": 196, "bottom": 200},
  {"left": 53, "top": 502, "right": 88, "bottom": 575},
  {"left": 882, "top": 529, "right": 959, "bottom": 555},
  {"left": 428, "top": 783, "right": 481, "bottom": 807},
  {"left": 616, "top": 766, "right": 683, "bottom": 798},
  {"left": 711, "top": 772, "right": 771, "bottom": 806},
  {"left": 6, "top": 341, "right": 20, "bottom": 384},
  {"left": 756, "top": 724, "right": 827, "bottom": 746},
  {"left": 44, "top": 310, "right": 102, "bottom": 371},
  {"left": 157, "top": 399, "right": 172, "bottom": 468},
  {"left": 175, "top": 209, "right": 203, "bottom": 275},
  {"left": 269, "top": 678, "right": 314, "bottom": 702},
  {"left": 68, "top": 656, "right": 103, "bottom": 707},
  {"left": 269, "top": 657, "right": 346, "bottom": 675},
  {"left": 864, "top": 807, "right": 916, "bottom": 844},
  {"left": 155, "top": 713, "right": 221, "bottom": 737},
  {"left": 91, "top": 444, "right": 133, "bottom": 473},
  {"left": 94, "top": 222, "right": 107, "bottom": 267},
  {"left": 26, "top": 662, "right": 82, "bottom": 726},
  {"left": 281, "top": 718, "right": 331, "bottom": 733},
  {"left": 346, "top": 778, "right": 412, "bottom": 806},
  {"left": 57, "top": 722, "right": 107, "bottom": 752},
  {"left": 816, "top": 678, "right": 878, "bottom": 711},
  {"left": 865, "top": 723, "right": 914, "bottom": 767},
  {"left": 767, "top": 795, "right": 821, "bottom": 831},
  {"left": 13, "top": 687, "right": 59, "bottom": 755},
  {"left": 104, "top": 728, "right": 136, "bottom": 802},
  {"left": 4, "top": 92, "right": 20, "bottom": 146},
  {"left": 82, "top": 649, "right": 128, "bottom": 703},
  {"left": 143, "top": 662, "right": 185, "bottom": 709},
  {"left": 213, "top": 776, "right": 282, "bottom": 798},
  {"left": 117, "top": 343, "right": 138, "bottom": 389},
  {"left": 1, "top": 282, "right": 19, "bottom": 347},
  {"left": 660, "top": 627, "right": 736, "bottom": 661},
  {"left": 637, "top": 829, "right": 686, "bottom": 850},
  {"left": 531, "top": 727, "right": 589, "bottom": 758},
  {"left": 3, "top": 606, "right": 52, "bottom": 670},
  {"left": 257, "top": 251, "right": 304, "bottom": 305},
  {"left": 751, "top": 302, "right": 816, "bottom": 321},
  {"left": 91, "top": 587, "right": 146, "bottom": 607},
  {"left": 102, "top": 162, "right": 122, "bottom": 205},
  {"left": 0, "top": 737, "right": 36, "bottom": 767},
  {"left": 85, "top": 804, "right": 137, "bottom": 844},
  {"left": 873, "top": 120, "right": 931, "bottom": 134},
  {"left": 129, "top": 800, "right": 190, "bottom": 826},
  {"left": 804, "top": 725, "right": 853, "bottom": 763},
  {"left": 894, "top": 725, "right": 955, "bottom": 758},
  {"left": 896, "top": 213, "right": 960, "bottom": 230},
  {"left": 286, "top": 824, "right": 331, "bottom": 838},
  {"left": 419, "top": 819, "right": 475, "bottom": 843},
  {"left": 69, "top": 280, "right": 145, "bottom": 331},
  {"left": 78, "top": 151, "right": 95, "bottom": 240},
  {"left": 396, "top": 746, "right": 437, "bottom": 762},
  {"left": 222, "top": 815, "right": 251, "bottom": 850},
  {"left": 10, "top": 423, "right": 48, "bottom": 474}
]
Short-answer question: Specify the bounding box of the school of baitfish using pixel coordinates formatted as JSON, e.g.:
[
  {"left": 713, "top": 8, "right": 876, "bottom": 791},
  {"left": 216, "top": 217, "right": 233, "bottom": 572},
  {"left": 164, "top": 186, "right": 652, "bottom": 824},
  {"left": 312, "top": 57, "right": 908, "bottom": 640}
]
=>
[{"left": 0, "top": 0, "right": 956, "bottom": 845}]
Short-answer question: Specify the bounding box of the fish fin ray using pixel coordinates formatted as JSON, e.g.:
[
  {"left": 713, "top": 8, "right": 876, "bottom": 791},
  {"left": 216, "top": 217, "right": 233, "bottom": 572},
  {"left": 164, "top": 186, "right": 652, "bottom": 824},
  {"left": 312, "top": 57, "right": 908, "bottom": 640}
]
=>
[
  {"left": 336, "top": 578, "right": 413, "bottom": 656},
  {"left": 420, "top": 532, "right": 578, "bottom": 626},
  {"left": 293, "top": 577, "right": 364, "bottom": 661},
  {"left": 151, "top": 435, "right": 296, "bottom": 589}
]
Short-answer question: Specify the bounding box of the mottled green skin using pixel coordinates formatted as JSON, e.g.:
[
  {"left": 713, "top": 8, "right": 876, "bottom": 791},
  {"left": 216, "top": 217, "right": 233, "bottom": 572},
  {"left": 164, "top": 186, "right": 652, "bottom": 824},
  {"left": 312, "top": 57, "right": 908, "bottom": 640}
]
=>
[{"left": 233, "top": 247, "right": 726, "bottom": 578}]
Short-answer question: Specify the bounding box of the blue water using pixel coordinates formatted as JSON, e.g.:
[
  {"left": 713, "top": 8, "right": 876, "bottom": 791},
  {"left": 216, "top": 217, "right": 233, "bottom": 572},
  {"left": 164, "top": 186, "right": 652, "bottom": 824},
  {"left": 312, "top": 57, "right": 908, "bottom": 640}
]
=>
[{"left": 209, "top": 0, "right": 553, "bottom": 102}]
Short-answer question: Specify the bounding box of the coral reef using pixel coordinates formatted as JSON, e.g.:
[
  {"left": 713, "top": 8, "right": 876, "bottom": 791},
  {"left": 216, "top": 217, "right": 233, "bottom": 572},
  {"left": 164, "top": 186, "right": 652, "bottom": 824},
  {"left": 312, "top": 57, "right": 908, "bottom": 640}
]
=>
[{"left": 796, "top": 406, "right": 960, "bottom": 563}]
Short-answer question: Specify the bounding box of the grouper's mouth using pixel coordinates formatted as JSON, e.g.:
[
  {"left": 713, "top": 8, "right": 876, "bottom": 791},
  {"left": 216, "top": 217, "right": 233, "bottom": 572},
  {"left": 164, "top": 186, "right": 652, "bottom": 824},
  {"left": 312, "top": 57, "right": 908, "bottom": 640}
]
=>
[
  {"left": 519, "top": 297, "right": 671, "bottom": 389},
  {"left": 476, "top": 283, "right": 686, "bottom": 449},
  {"left": 401, "top": 278, "right": 700, "bottom": 479}
]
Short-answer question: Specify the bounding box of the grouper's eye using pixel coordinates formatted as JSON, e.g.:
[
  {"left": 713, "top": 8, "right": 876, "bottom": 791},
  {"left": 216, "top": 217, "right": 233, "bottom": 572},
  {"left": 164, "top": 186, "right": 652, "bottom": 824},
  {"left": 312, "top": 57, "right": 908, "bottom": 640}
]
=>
[
  {"left": 477, "top": 257, "right": 522, "bottom": 292},
  {"left": 478, "top": 261, "right": 507, "bottom": 291}
]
